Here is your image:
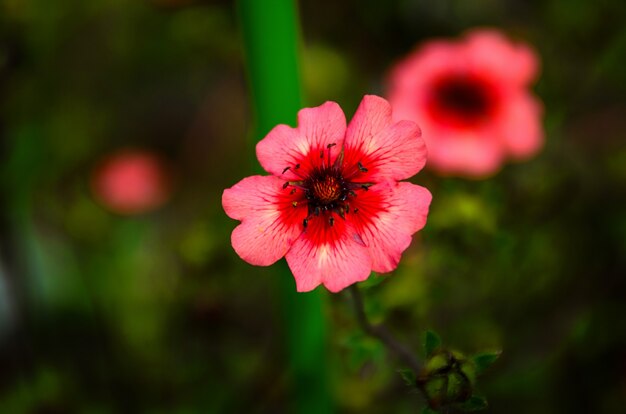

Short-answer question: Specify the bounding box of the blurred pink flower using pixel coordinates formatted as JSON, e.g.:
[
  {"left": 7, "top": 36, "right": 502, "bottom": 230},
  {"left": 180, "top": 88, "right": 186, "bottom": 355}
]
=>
[
  {"left": 387, "top": 29, "right": 543, "bottom": 177},
  {"left": 223, "top": 95, "right": 431, "bottom": 292},
  {"left": 91, "top": 150, "right": 171, "bottom": 215}
]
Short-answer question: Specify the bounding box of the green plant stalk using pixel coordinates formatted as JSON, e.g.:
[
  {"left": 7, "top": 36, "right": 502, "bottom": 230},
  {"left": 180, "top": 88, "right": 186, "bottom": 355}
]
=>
[{"left": 237, "top": 1, "right": 331, "bottom": 413}]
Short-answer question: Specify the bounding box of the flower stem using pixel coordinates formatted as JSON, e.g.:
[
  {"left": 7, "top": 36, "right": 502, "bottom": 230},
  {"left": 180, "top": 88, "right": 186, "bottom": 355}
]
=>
[
  {"left": 237, "top": 1, "right": 331, "bottom": 413},
  {"left": 348, "top": 284, "right": 422, "bottom": 374}
]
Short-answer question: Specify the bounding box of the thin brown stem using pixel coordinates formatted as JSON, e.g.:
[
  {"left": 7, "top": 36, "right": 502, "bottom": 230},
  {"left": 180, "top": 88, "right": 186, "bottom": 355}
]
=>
[{"left": 348, "top": 284, "right": 422, "bottom": 374}]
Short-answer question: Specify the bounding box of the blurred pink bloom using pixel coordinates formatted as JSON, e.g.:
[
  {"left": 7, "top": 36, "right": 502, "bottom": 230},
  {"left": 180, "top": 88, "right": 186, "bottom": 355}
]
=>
[
  {"left": 387, "top": 29, "right": 543, "bottom": 177},
  {"left": 223, "top": 95, "right": 431, "bottom": 292},
  {"left": 91, "top": 150, "right": 171, "bottom": 215}
]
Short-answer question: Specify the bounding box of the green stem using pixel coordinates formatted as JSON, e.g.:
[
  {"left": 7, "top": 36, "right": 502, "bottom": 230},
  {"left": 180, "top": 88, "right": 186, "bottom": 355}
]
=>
[
  {"left": 237, "top": 1, "right": 331, "bottom": 413},
  {"left": 349, "top": 284, "right": 422, "bottom": 374}
]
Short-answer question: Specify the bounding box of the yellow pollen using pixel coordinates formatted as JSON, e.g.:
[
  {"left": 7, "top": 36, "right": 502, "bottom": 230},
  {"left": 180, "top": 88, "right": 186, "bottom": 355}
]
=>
[{"left": 312, "top": 176, "right": 341, "bottom": 204}]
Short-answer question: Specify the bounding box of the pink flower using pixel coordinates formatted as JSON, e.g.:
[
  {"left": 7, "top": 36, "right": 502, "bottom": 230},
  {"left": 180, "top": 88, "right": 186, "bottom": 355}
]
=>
[
  {"left": 222, "top": 95, "right": 432, "bottom": 292},
  {"left": 387, "top": 29, "right": 543, "bottom": 178},
  {"left": 91, "top": 149, "right": 171, "bottom": 215}
]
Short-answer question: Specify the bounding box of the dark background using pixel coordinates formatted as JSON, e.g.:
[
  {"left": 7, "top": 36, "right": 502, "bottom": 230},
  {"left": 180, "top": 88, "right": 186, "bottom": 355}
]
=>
[{"left": 1, "top": 0, "right": 625, "bottom": 412}]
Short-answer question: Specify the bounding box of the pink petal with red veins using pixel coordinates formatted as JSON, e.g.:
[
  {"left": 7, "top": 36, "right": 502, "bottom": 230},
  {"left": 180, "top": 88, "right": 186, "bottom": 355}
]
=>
[
  {"left": 223, "top": 175, "right": 305, "bottom": 266},
  {"left": 499, "top": 93, "right": 544, "bottom": 159},
  {"left": 344, "top": 95, "right": 427, "bottom": 181},
  {"left": 285, "top": 216, "right": 372, "bottom": 293},
  {"left": 256, "top": 101, "right": 347, "bottom": 179},
  {"left": 350, "top": 181, "right": 431, "bottom": 273}
]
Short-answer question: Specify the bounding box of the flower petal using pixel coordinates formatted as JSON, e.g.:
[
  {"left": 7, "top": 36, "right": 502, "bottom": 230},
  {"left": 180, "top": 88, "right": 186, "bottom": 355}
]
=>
[
  {"left": 465, "top": 29, "right": 539, "bottom": 86},
  {"left": 344, "top": 95, "right": 427, "bottom": 181},
  {"left": 350, "top": 181, "right": 432, "bottom": 273},
  {"left": 388, "top": 41, "right": 462, "bottom": 97},
  {"left": 256, "top": 101, "right": 347, "bottom": 179},
  {"left": 427, "top": 125, "right": 505, "bottom": 177},
  {"left": 500, "top": 93, "right": 544, "bottom": 159},
  {"left": 223, "top": 175, "right": 305, "bottom": 266},
  {"left": 285, "top": 215, "right": 372, "bottom": 292}
]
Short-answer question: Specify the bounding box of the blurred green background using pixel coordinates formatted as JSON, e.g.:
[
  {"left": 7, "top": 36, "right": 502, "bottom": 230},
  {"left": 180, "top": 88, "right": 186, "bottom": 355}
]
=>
[{"left": 1, "top": 0, "right": 626, "bottom": 412}]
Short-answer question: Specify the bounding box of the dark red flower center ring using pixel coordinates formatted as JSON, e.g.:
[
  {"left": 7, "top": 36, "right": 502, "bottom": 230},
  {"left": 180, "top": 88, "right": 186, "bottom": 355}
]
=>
[
  {"left": 429, "top": 73, "right": 499, "bottom": 128},
  {"left": 281, "top": 143, "right": 371, "bottom": 229}
]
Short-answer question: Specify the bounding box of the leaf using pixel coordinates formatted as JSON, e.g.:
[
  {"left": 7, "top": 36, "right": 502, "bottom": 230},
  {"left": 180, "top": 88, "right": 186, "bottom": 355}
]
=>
[
  {"left": 457, "top": 395, "right": 488, "bottom": 411},
  {"left": 397, "top": 368, "right": 416, "bottom": 387},
  {"left": 471, "top": 351, "right": 501, "bottom": 375},
  {"left": 424, "top": 330, "right": 442, "bottom": 357},
  {"left": 421, "top": 407, "right": 439, "bottom": 414}
]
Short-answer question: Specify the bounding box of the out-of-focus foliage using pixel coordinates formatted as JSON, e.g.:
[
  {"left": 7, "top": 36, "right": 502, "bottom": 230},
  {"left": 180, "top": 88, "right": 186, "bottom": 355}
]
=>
[{"left": 1, "top": 0, "right": 625, "bottom": 413}]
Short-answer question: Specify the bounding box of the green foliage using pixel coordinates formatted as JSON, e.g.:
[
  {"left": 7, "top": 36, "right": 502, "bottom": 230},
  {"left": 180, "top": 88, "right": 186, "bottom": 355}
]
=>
[
  {"left": 424, "top": 330, "right": 442, "bottom": 357},
  {"left": 421, "top": 394, "right": 489, "bottom": 414},
  {"left": 398, "top": 368, "right": 417, "bottom": 387},
  {"left": 417, "top": 334, "right": 497, "bottom": 412},
  {"left": 419, "top": 349, "right": 472, "bottom": 409},
  {"left": 460, "top": 358, "right": 477, "bottom": 385},
  {"left": 472, "top": 351, "right": 501, "bottom": 375},
  {"left": 423, "top": 353, "right": 450, "bottom": 375},
  {"left": 359, "top": 273, "right": 386, "bottom": 289},
  {"left": 344, "top": 332, "right": 385, "bottom": 371},
  {"left": 458, "top": 395, "right": 489, "bottom": 411}
]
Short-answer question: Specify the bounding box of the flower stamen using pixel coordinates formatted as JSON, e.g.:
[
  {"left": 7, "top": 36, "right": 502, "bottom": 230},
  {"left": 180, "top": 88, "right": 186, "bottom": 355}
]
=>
[
  {"left": 282, "top": 163, "right": 306, "bottom": 182},
  {"left": 282, "top": 145, "right": 376, "bottom": 230}
]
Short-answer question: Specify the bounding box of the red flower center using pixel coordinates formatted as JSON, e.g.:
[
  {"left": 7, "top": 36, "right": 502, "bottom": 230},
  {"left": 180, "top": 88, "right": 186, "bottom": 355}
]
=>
[
  {"left": 311, "top": 174, "right": 342, "bottom": 204},
  {"left": 282, "top": 143, "right": 371, "bottom": 229},
  {"left": 429, "top": 74, "right": 497, "bottom": 127}
]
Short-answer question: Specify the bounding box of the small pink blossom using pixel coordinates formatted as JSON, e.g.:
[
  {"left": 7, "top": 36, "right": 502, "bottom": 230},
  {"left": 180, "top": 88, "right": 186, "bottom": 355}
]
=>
[
  {"left": 91, "top": 149, "right": 171, "bottom": 215},
  {"left": 387, "top": 29, "right": 543, "bottom": 178},
  {"left": 223, "top": 95, "right": 432, "bottom": 292}
]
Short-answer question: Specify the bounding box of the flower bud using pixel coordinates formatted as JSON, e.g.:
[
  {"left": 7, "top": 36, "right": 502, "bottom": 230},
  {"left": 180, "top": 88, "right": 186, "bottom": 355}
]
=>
[{"left": 417, "top": 349, "right": 476, "bottom": 409}]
